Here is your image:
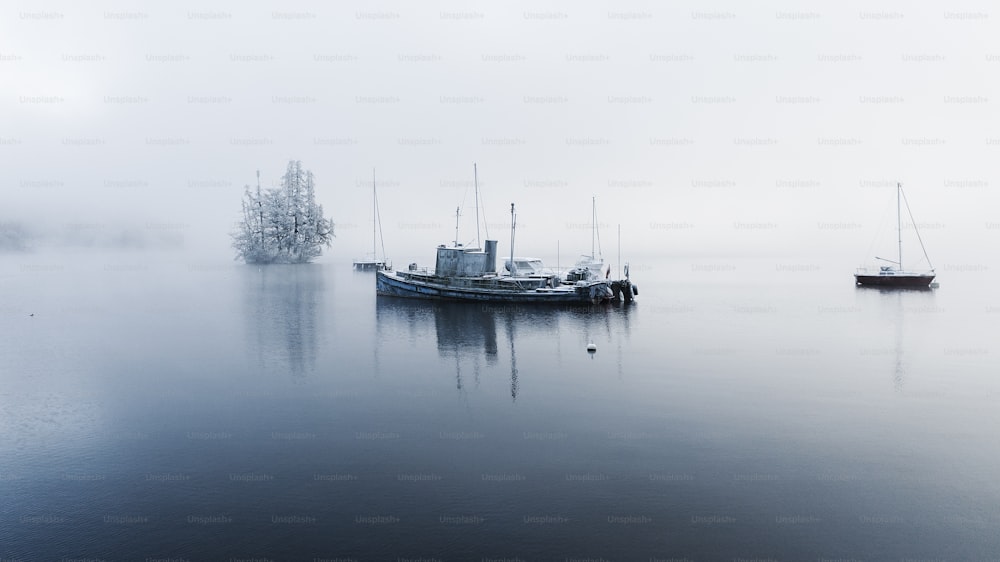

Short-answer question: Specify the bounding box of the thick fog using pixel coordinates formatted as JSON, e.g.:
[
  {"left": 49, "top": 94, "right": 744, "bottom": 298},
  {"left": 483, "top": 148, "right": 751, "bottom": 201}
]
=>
[{"left": 2, "top": 0, "right": 997, "bottom": 272}]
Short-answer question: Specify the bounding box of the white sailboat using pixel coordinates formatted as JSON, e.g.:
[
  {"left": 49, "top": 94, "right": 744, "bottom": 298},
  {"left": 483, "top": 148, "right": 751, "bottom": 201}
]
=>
[
  {"left": 854, "top": 182, "right": 935, "bottom": 288},
  {"left": 353, "top": 169, "right": 391, "bottom": 271},
  {"left": 567, "top": 197, "right": 606, "bottom": 281}
]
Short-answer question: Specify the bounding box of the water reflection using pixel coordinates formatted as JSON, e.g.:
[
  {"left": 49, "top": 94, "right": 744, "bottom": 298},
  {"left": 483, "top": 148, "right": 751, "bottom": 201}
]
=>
[
  {"left": 858, "top": 286, "right": 937, "bottom": 392},
  {"left": 375, "top": 298, "right": 635, "bottom": 400},
  {"left": 433, "top": 304, "right": 500, "bottom": 396},
  {"left": 506, "top": 314, "right": 519, "bottom": 401},
  {"left": 242, "top": 265, "right": 323, "bottom": 378}
]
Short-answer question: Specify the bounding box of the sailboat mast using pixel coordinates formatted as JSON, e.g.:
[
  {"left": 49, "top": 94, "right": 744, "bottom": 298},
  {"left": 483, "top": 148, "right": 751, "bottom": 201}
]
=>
[
  {"left": 897, "top": 182, "right": 902, "bottom": 271},
  {"left": 591, "top": 196, "right": 596, "bottom": 259},
  {"left": 373, "top": 169, "right": 377, "bottom": 259},
  {"left": 474, "top": 163, "right": 481, "bottom": 249},
  {"left": 454, "top": 207, "right": 460, "bottom": 247},
  {"left": 509, "top": 203, "right": 516, "bottom": 277}
]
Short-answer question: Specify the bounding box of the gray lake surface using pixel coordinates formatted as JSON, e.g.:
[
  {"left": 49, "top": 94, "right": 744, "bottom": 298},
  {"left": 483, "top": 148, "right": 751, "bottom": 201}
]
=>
[{"left": 2, "top": 251, "right": 999, "bottom": 561}]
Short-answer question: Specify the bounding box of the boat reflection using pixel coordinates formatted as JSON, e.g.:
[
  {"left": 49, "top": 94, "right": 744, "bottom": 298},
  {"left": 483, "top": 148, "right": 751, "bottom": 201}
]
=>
[
  {"left": 375, "top": 298, "right": 635, "bottom": 400},
  {"left": 860, "top": 286, "right": 937, "bottom": 391},
  {"left": 855, "top": 284, "right": 934, "bottom": 293}
]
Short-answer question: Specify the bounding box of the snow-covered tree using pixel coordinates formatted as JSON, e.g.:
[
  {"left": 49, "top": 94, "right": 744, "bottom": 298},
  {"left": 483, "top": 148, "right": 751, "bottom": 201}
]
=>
[
  {"left": 0, "top": 221, "right": 31, "bottom": 252},
  {"left": 231, "top": 161, "right": 334, "bottom": 264}
]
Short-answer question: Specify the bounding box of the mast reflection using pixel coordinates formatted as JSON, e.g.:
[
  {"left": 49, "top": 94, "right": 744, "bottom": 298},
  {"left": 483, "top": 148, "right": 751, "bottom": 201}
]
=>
[
  {"left": 375, "top": 298, "right": 635, "bottom": 401},
  {"left": 865, "top": 287, "right": 937, "bottom": 392}
]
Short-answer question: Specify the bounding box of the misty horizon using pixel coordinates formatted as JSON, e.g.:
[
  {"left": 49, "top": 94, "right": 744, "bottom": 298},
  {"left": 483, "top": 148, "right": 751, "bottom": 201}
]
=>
[{"left": 3, "top": 1, "right": 997, "bottom": 272}]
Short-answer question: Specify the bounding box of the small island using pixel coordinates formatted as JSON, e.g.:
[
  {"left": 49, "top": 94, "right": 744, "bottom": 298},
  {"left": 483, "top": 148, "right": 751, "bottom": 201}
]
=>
[{"left": 231, "top": 160, "right": 334, "bottom": 264}]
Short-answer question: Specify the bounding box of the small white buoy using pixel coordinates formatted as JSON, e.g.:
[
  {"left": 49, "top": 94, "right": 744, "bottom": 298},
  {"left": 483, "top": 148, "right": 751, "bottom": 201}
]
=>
[{"left": 586, "top": 342, "right": 597, "bottom": 352}]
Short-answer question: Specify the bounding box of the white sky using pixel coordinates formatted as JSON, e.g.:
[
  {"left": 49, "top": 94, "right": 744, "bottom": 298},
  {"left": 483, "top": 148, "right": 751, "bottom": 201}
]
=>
[{"left": 2, "top": 0, "right": 998, "bottom": 270}]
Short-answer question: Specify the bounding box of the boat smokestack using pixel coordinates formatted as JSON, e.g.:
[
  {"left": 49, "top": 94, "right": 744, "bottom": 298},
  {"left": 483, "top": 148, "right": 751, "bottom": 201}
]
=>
[{"left": 484, "top": 239, "right": 498, "bottom": 273}]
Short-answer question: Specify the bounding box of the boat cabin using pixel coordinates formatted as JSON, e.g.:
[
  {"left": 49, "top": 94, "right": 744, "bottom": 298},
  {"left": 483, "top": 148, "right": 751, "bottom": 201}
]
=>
[
  {"left": 503, "top": 258, "right": 548, "bottom": 276},
  {"left": 435, "top": 240, "right": 498, "bottom": 277}
]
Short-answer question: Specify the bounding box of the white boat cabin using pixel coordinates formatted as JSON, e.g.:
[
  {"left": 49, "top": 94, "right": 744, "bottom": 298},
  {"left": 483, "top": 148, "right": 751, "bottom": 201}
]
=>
[{"left": 503, "top": 258, "right": 548, "bottom": 277}]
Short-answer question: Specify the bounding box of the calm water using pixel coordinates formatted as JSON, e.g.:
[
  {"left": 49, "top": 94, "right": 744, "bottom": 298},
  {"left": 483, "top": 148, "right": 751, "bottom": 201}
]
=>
[{"left": 2, "top": 251, "right": 999, "bottom": 561}]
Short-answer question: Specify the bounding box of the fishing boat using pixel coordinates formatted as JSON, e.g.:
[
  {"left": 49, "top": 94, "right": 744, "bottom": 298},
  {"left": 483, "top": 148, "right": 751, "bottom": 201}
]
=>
[
  {"left": 377, "top": 165, "right": 635, "bottom": 304},
  {"left": 353, "top": 169, "right": 391, "bottom": 271},
  {"left": 854, "top": 182, "right": 935, "bottom": 288},
  {"left": 377, "top": 204, "right": 626, "bottom": 304}
]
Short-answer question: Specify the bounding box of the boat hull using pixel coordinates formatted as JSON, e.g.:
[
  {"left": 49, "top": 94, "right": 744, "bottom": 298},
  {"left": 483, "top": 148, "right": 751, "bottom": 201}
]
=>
[
  {"left": 377, "top": 270, "right": 613, "bottom": 304},
  {"left": 854, "top": 273, "right": 935, "bottom": 288}
]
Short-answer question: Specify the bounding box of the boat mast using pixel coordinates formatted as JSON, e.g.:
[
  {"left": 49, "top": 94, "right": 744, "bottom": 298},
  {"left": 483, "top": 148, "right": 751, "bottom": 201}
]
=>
[
  {"left": 509, "top": 203, "right": 516, "bottom": 277},
  {"left": 474, "top": 163, "right": 481, "bottom": 249},
  {"left": 373, "top": 169, "right": 377, "bottom": 261},
  {"left": 454, "top": 206, "right": 460, "bottom": 247},
  {"left": 374, "top": 170, "right": 388, "bottom": 267},
  {"left": 897, "top": 182, "right": 902, "bottom": 271},
  {"left": 591, "top": 196, "right": 596, "bottom": 259}
]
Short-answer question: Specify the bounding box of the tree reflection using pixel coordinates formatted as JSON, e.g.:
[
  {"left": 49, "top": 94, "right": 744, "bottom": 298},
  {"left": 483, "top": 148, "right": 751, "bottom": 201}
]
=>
[{"left": 243, "top": 265, "right": 323, "bottom": 379}]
